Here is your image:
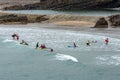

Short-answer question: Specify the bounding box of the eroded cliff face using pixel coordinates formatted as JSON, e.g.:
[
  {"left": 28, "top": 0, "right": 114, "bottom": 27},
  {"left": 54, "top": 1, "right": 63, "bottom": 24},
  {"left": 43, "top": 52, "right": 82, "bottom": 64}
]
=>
[
  {"left": 2, "top": 0, "right": 120, "bottom": 10},
  {"left": 109, "top": 14, "right": 120, "bottom": 27},
  {"left": 45, "top": 0, "right": 120, "bottom": 10},
  {"left": 42, "top": 0, "right": 111, "bottom": 9}
]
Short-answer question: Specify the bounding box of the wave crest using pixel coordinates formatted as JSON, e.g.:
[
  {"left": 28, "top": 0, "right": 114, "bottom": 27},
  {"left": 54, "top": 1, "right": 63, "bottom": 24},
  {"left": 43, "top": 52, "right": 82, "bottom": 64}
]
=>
[{"left": 55, "top": 53, "right": 78, "bottom": 62}]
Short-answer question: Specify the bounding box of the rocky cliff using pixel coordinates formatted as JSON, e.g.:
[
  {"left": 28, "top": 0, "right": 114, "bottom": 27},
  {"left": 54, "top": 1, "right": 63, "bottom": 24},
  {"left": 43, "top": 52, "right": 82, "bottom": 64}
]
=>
[
  {"left": 2, "top": 0, "right": 120, "bottom": 10},
  {"left": 109, "top": 14, "right": 120, "bottom": 27},
  {"left": 45, "top": 0, "right": 120, "bottom": 10}
]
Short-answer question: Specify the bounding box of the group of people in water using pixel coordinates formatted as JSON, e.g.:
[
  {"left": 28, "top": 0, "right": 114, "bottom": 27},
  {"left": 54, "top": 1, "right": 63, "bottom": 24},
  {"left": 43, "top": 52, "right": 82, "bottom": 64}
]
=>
[
  {"left": 73, "top": 38, "right": 109, "bottom": 48},
  {"left": 11, "top": 33, "right": 54, "bottom": 52},
  {"left": 12, "top": 33, "right": 109, "bottom": 51}
]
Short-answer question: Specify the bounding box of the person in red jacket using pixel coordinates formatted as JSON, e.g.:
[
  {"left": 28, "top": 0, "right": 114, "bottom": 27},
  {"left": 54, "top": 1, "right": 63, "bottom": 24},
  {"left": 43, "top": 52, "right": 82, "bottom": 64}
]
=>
[
  {"left": 105, "top": 38, "right": 109, "bottom": 45},
  {"left": 12, "top": 33, "right": 19, "bottom": 40},
  {"left": 15, "top": 34, "right": 19, "bottom": 40},
  {"left": 40, "top": 44, "right": 46, "bottom": 49}
]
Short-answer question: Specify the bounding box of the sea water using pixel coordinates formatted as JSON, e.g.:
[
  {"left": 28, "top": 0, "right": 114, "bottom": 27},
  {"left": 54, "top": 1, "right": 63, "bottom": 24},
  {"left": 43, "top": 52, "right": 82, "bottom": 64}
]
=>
[
  {"left": 0, "top": 24, "right": 120, "bottom": 80},
  {"left": 3, "top": 9, "right": 120, "bottom": 16}
]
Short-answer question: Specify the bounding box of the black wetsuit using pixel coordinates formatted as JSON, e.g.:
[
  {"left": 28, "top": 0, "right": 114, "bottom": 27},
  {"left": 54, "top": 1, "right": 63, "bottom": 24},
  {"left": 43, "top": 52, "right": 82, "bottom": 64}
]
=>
[{"left": 36, "top": 42, "right": 39, "bottom": 48}]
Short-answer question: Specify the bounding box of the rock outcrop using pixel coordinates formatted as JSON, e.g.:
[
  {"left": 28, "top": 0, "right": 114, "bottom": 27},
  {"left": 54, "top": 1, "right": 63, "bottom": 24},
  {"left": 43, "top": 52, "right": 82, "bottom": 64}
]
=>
[
  {"left": 36, "top": 15, "right": 49, "bottom": 22},
  {"left": 3, "top": 3, "right": 46, "bottom": 10},
  {"left": 3, "top": 0, "right": 120, "bottom": 10},
  {"left": 0, "top": 14, "right": 28, "bottom": 24},
  {"left": 0, "top": 14, "right": 50, "bottom": 24},
  {"left": 109, "top": 14, "right": 120, "bottom": 27},
  {"left": 94, "top": 17, "right": 108, "bottom": 28},
  {"left": 48, "top": 0, "right": 120, "bottom": 10}
]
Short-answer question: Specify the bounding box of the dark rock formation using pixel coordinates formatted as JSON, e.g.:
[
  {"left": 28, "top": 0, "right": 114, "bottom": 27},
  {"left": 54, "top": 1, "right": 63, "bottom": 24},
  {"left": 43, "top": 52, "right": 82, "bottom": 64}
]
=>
[
  {"left": 3, "top": 3, "right": 46, "bottom": 10},
  {"left": 0, "top": 13, "right": 50, "bottom": 24},
  {"left": 36, "top": 15, "right": 49, "bottom": 22},
  {"left": 3, "top": 0, "right": 120, "bottom": 10},
  {"left": 109, "top": 14, "right": 120, "bottom": 27},
  {"left": 0, "top": 14, "right": 28, "bottom": 24},
  {"left": 44, "top": 0, "right": 120, "bottom": 10},
  {"left": 4, "top": 5, "right": 24, "bottom": 10},
  {"left": 94, "top": 17, "right": 108, "bottom": 28}
]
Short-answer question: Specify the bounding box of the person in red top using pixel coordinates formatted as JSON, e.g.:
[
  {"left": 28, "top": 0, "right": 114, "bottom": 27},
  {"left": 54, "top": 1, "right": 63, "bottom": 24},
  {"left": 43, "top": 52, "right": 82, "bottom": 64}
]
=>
[
  {"left": 12, "top": 33, "right": 19, "bottom": 40},
  {"left": 40, "top": 44, "right": 46, "bottom": 49},
  {"left": 105, "top": 38, "right": 109, "bottom": 45},
  {"left": 15, "top": 34, "right": 19, "bottom": 40}
]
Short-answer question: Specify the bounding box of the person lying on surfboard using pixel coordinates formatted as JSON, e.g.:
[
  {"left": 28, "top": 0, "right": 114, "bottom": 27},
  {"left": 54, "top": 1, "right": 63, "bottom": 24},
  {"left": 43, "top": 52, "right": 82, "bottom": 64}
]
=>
[
  {"left": 68, "top": 42, "right": 77, "bottom": 48},
  {"left": 36, "top": 43, "right": 54, "bottom": 52},
  {"left": 20, "top": 40, "right": 28, "bottom": 45},
  {"left": 40, "top": 44, "right": 46, "bottom": 49}
]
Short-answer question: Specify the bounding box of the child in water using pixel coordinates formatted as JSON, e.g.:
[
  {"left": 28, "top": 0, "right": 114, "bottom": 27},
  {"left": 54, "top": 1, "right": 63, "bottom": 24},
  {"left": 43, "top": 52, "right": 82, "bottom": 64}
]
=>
[{"left": 105, "top": 38, "right": 109, "bottom": 45}]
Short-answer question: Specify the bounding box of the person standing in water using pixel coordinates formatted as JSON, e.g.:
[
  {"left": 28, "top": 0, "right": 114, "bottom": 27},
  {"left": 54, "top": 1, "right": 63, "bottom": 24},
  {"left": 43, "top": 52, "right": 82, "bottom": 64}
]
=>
[
  {"left": 73, "top": 42, "right": 77, "bottom": 48},
  {"left": 86, "top": 40, "right": 90, "bottom": 46},
  {"left": 12, "top": 33, "right": 19, "bottom": 40},
  {"left": 36, "top": 42, "right": 39, "bottom": 49},
  {"left": 105, "top": 38, "right": 109, "bottom": 45},
  {"left": 16, "top": 34, "right": 19, "bottom": 40}
]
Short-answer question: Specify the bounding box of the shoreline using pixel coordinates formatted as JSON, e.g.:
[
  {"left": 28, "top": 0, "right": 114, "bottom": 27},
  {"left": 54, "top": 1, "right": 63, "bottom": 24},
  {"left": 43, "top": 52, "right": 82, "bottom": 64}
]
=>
[
  {"left": 0, "top": 11, "right": 101, "bottom": 27},
  {"left": 0, "top": 11, "right": 120, "bottom": 39}
]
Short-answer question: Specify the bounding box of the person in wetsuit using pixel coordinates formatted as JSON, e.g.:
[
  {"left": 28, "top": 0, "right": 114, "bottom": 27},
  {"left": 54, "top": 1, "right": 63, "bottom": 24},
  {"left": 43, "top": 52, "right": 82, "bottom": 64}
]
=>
[
  {"left": 12, "top": 33, "right": 19, "bottom": 40},
  {"left": 36, "top": 42, "right": 39, "bottom": 49},
  {"left": 20, "top": 40, "right": 28, "bottom": 45},
  {"left": 86, "top": 40, "right": 90, "bottom": 46}
]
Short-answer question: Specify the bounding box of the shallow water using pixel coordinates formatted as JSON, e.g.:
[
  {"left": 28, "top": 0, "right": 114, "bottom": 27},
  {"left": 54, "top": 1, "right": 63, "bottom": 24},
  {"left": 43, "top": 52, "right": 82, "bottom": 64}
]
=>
[
  {"left": 0, "top": 24, "right": 120, "bottom": 80},
  {"left": 3, "top": 9, "right": 120, "bottom": 16}
]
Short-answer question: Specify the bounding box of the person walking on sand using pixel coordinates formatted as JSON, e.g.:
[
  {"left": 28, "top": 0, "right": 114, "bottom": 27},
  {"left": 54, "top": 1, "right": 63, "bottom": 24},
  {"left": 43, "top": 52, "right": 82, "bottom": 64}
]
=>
[{"left": 105, "top": 38, "right": 109, "bottom": 45}]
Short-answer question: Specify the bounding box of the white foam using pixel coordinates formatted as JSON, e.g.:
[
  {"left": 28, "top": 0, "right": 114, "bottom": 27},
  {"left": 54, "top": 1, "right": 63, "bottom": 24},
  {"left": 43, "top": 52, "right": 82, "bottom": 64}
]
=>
[
  {"left": 96, "top": 55, "right": 120, "bottom": 66},
  {"left": 55, "top": 53, "right": 78, "bottom": 62},
  {"left": 2, "top": 39, "right": 15, "bottom": 43}
]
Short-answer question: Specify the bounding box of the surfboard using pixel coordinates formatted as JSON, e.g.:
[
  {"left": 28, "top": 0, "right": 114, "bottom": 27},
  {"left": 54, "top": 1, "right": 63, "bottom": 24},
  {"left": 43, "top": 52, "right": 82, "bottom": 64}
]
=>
[
  {"left": 36, "top": 48, "right": 48, "bottom": 50},
  {"left": 20, "top": 43, "right": 28, "bottom": 46},
  {"left": 68, "top": 46, "right": 77, "bottom": 48}
]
